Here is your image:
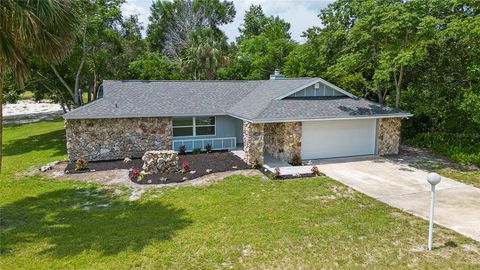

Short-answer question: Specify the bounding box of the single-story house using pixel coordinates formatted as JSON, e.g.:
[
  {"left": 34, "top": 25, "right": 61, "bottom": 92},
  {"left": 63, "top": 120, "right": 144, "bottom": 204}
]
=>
[{"left": 64, "top": 72, "right": 411, "bottom": 164}]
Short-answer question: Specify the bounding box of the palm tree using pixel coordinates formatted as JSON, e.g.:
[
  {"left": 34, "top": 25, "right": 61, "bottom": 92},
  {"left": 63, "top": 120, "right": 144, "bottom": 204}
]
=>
[
  {"left": 181, "top": 28, "right": 227, "bottom": 80},
  {"left": 0, "top": 0, "right": 78, "bottom": 174}
]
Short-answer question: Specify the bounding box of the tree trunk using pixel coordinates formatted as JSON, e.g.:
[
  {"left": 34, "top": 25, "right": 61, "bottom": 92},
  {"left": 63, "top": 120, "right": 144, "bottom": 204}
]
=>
[
  {"left": 50, "top": 64, "right": 76, "bottom": 103},
  {"left": 394, "top": 64, "right": 404, "bottom": 110},
  {"left": 0, "top": 78, "right": 3, "bottom": 175},
  {"left": 92, "top": 72, "right": 98, "bottom": 100},
  {"left": 74, "top": 17, "right": 89, "bottom": 107},
  {"left": 375, "top": 81, "right": 386, "bottom": 105},
  {"left": 87, "top": 77, "right": 93, "bottom": 103}
]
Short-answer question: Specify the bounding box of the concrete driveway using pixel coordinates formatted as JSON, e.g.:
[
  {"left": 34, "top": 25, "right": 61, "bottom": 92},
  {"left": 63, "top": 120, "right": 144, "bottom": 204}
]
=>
[{"left": 314, "top": 157, "right": 480, "bottom": 242}]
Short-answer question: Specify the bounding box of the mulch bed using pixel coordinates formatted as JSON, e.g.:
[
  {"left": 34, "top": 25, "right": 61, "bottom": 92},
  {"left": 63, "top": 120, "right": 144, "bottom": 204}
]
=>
[{"left": 65, "top": 151, "right": 250, "bottom": 184}]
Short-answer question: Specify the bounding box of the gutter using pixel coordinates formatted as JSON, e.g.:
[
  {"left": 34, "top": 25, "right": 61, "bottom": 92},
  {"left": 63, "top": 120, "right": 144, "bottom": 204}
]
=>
[{"left": 247, "top": 113, "right": 413, "bottom": 124}]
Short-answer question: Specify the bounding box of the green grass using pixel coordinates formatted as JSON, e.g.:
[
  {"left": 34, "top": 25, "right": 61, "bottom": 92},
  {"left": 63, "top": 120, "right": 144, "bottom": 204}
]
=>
[
  {"left": 406, "top": 132, "right": 480, "bottom": 167},
  {"left": 1, "top": 121, "right": 479, "bottom": 269},
  {"left": 438, "top": 168, "right": 480, "bottom": 189}
]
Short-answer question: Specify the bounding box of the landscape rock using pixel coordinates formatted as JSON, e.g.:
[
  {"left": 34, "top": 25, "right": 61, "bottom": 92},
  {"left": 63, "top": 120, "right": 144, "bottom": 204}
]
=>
[
  {"left": 123, "top": 157, "right": 132, "bottom": 163},
  {"left": 142, "top": 150, "right": 179, "bottom": 174},
  {"left": 39, "top": 161, "right": 60, "bottom": 172}
]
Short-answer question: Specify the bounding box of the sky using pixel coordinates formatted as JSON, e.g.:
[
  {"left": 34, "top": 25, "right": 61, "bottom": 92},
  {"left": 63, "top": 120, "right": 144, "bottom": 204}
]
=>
[{"left": 121, "top": 0, "right": 334, "bottom": 43}]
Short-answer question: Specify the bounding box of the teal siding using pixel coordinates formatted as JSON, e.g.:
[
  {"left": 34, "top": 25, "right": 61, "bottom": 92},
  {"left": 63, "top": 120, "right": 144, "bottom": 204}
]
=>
[
  {"left": 172, "top": 115, "right": 243, "bottom": 151},
  {"left": 288, "top": 83, "right": 345, "bottom": 98}
]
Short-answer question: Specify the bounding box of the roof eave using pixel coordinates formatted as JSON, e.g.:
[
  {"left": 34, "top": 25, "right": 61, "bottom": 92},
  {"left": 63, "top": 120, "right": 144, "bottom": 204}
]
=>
[
  {"left": 249, "top": 113, "right": 413, "bottom": 123},
  {"left": 64, "top": 112, "right": 229, "bottom": 120}
]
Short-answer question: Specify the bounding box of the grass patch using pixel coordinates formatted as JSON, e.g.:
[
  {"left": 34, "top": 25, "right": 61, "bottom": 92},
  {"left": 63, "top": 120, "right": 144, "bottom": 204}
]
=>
[
  {"left": 406, "top": 132, "right": 480, "bottom": 167},
  {"left": 437, "top": 168, "right": 480, "bottom": 189},
  {"left": 1, "top": 121, "right": 479, "bottom": 269}
]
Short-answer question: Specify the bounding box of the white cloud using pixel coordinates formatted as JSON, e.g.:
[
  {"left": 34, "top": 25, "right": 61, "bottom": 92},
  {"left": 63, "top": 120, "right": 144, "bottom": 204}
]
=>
[{"left": 121, "top": 0, "right": 334, "bottom": 42}]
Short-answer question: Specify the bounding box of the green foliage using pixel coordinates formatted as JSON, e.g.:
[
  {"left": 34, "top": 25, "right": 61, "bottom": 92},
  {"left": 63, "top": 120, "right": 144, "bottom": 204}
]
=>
[
  {"left": 147, "top": 0, "right": 235, "bottom": 57},
  {"left": 220, "top": 5, "right": 296, "bottom": 80},
  {"left": 192, "top": 148, "right": 202, "bottom": 155},
  {"left": 285, "top": 0, "right": 480, "bottom": 136},
  {"left": 406, "top": 133, "right": 480, "bottom": 167},
  {"left": 129, "top": 52, "right": 182, "bottom": 80},
  {"left": 180, "top": 27, "right": 228, "bottom": 79}
]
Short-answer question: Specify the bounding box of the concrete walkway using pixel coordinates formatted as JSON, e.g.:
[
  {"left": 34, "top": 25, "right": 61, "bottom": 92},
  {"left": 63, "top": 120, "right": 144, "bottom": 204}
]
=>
[{"left": 313, "top": 157, "right": 480, "bottom": 242}]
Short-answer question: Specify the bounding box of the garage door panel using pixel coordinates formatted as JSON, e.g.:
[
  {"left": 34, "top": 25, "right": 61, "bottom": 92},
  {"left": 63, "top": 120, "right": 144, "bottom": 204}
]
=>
[{"left": 301, "top": 119, "right": 376, "bottom": 160}]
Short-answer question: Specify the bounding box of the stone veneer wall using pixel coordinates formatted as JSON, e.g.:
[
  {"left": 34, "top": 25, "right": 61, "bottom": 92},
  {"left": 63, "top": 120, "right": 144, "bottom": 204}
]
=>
[
  {"left": 377, "top": 118, "right": 401, "bottom": 155},
  {"left": 65, "top": 117, "right": 173, "bottom": 161},
  {"left": 243, "top": 121, "right": 265, "bottom": 164},
  {"left": 264, "top": 122, "right": 302, "bottom": 163}
]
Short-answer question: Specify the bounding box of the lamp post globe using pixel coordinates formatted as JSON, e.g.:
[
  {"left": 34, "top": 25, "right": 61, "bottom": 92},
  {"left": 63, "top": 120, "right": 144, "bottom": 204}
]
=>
[
  {"left": 427, "top": 172, "right": 441, "bottom": 186},
  {"left": 426, "top": 172, "right": 441, "bottom": 251}
]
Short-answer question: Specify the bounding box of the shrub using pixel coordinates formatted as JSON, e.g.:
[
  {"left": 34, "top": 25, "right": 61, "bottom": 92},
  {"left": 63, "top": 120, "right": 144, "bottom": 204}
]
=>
[
  {"left": 192, "top": 148, "right": 202, "bottom": 155},
  {"left": 178, "top": 144, "right": 186, "bottom": 155},
  {"left": 205, "top": 143, "right": 212, "bottom": 153},
  {"left": 138, "top": 171, "right": 145, "bottom": 180},
  {"left": 274, "top": 167, "right": 281, "bottom": 178},
  {"left": 75, "top": 157, "right": 88, "bottom": 171},
  {"left": 251, "top": 158, "right": 262, "bottom": 169},
  {"left": 180, "top": 160, "right": 190, "bottom": 173},
  {"left": 290, "top": 154, "right": 302, "bottom": 166},
  {"left": 311, "top": 165, "right": 324, "bottom": 176},
  {"left": 130, "top": 167, "right": 141, "bottom": 179}
]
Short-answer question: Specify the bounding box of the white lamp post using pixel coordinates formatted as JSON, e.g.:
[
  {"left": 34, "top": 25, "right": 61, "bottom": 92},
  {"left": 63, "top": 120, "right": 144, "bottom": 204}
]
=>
[{"left": 426, "top": 172, "right": 441, "bottom": 251}]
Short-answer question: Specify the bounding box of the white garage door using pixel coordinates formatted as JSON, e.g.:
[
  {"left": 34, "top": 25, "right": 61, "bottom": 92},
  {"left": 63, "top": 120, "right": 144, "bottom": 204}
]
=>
[{"left": 301, "top": 119, "right": 376, "bottom": 160}]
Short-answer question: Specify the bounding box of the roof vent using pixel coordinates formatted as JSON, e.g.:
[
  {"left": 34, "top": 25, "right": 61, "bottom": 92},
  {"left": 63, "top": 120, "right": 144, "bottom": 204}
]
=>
[{"left": 270, "top": 69, "right": 285, "bottom": 80}]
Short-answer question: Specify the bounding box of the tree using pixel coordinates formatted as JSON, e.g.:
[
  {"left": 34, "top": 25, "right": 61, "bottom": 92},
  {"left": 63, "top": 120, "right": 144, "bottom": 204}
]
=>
[
  {"left": 48, "top": 0, "right": 145, "bottom": 106},
  {"left": 0, "top": 0, "right": 77, "bottom": 174},
  {"left": 180, "top": 28, "right": 228, "bottom": 79},
  {"left": 147, "top": 0, "right": 235, "bottom": 59},
  {"left": 225, "top": 5, "right": 296, "bottom": 79},
  {"left": 129, "top": 52, "right": 182, "bottom": 80}
]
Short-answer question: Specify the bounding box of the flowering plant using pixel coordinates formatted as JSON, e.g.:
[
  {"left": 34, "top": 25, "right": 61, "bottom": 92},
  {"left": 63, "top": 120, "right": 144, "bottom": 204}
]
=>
[
  {"left": 131, "top": 168, "right": 142, "bottom": 179},
  {"left": 274, "top": 167, "right": 281, "bottom": 178},
  {"left": 311, "top": 165, "right": 323, "bottom": 176},
  {"left": 180, "top": 160, "right": 190, "bottom": 173},
  {"left": 75, "top": 157, "right": 88, "bottom": 171}
]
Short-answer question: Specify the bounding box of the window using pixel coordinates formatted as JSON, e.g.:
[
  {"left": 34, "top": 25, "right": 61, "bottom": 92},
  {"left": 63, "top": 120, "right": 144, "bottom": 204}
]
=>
[
  {"left": 173, "top": 116, "right": 215, "bottom": 137},
  {"left": 195, "top": 116, "right": 215, "bottom": 136},
  {"left": 173, "top": 117, "right": 193, "bottom": 137}
]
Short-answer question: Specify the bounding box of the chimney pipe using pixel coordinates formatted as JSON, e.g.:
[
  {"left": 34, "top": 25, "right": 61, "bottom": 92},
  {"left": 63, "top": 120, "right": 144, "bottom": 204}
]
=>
[{"left": 270, "top": 69, "right": 285, "bottom": 80}]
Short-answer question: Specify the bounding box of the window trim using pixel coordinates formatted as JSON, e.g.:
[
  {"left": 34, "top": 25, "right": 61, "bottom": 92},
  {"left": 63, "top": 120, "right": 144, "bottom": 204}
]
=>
[{"left": 173, "top": 116, "right": 216, "bottom": 138}]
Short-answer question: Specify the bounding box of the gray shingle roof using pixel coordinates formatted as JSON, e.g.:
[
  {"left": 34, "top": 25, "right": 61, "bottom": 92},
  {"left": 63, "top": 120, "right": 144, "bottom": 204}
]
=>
[
  {"left": 64, "top": 80, "right": 263, "bottom": 119},
  {"left": 64, "top": 78, "right": 411, "bottom": 121},
  {"left": 253, "top": 97, "right": 410, "bottom": 121}
]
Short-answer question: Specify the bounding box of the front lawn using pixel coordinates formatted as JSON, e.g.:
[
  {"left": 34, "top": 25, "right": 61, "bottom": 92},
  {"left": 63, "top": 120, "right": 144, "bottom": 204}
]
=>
[{"left": 1, "top": 120, "right": 479, "bottom": 269}]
